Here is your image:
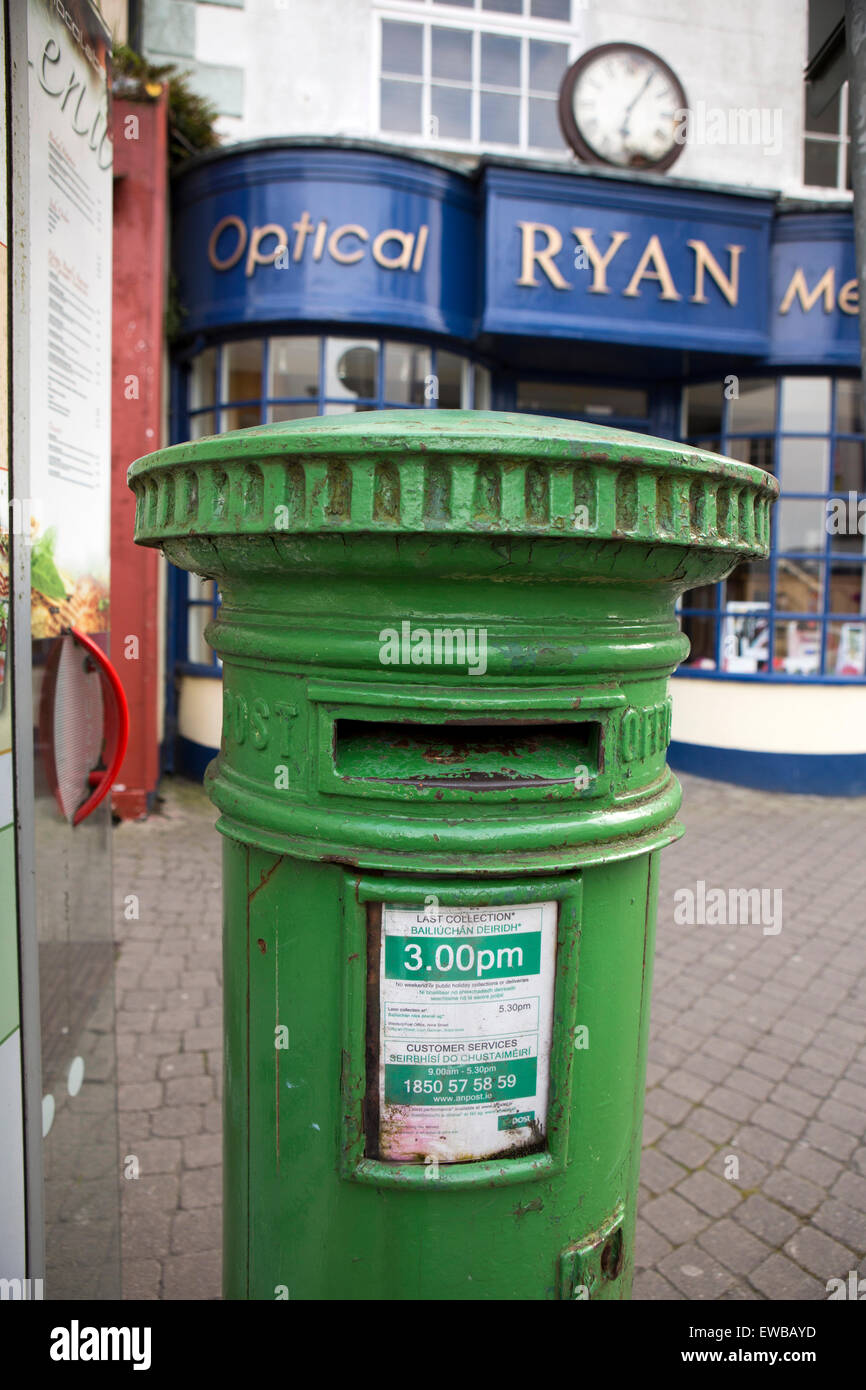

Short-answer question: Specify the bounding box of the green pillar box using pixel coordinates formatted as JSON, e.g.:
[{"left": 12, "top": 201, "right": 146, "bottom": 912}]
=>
[{"left": 130, "top": 411, "right": 776, "bottom": 1301}]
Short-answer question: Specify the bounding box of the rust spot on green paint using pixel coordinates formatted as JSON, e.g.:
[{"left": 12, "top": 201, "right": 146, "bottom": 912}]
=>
[{"left": 514, "top": 1197, "right": 544, "bottom": 1219}]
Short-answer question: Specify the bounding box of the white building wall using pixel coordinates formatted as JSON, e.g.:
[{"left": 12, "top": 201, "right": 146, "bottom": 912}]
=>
[{"left": 148, "top": 0, "right": 825, "bottom": 200}]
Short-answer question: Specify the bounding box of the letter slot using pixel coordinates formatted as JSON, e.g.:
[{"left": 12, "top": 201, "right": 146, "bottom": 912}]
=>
[{"left": 334, "top": 719, "right": 600, "bottom": 794}]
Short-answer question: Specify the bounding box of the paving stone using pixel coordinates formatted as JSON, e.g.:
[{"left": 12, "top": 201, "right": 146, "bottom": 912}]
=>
[
  {"left": 726, "top": 1067, "right": 776, "bottom": 1102},
  {"left": 686, "top": 1107, "right": 740, "bottom": 1144},
  {"left": 183, "top": 1027, "right": 223, "bottom": 1052},
  {"left": 783, "top": 1225, "right": 855, "bottom": 1282},
  {"left": 124, "top": 1138, "right": 183, "bottom": 1176},
  {"left": 675, "top": 1170, "right": 741, "bottom": 1218},
  {"left": 171, "top": 1205, "right": 222, "bottom": 1257},
  {"left": 831, "top": 1169, "right": 866, "bottom": 1213},
  {"left": 657, "top": 1128, "right": 715, "bottom": 1170},
  {"left": 641, "top": 1192, "right": 711, "bottom": 1244},
  {"left": 639, "top": 1148, "right": 688, "bottom": 1195},
  {"left": 161, "top": 1252, "right": 221, "bottom": 1301},
  {"left": 159, "top": 1053, "right": 206, "bottom": 1080},
  {"left": 697, "top": 1217, "right": 771, "bottom": 1277},
  {"left": 663, "top": 1069, "right": 713, "bottom": 1104},
  {"left": 631, "top": 1269, "right": 684, "bottom": 1300},
  {"left": 183, "top": 1133, "right": 222, "bottom": 1169},
  {"left": 748, "top": 1253, "right": 827, "bottom": 1301},
  {"left": 121, "top": 1210, "right": 172, "bottom": 1261},
  {"left": 803, "top": 1120, "right": 860, "bottom": 1162},
  {"left": 151, "top": 1106, "right": 204, "bottom": 1138},
  {"left": 164, "top": 1076, "right": 215, "bottom": 1106},
  {"left": 118, "top": 1082, "right": 163, "bottom": 1111},
  {"left": 644, "top": 1087, "right": 694, "bottom": 1125},
  {"left": 656, "top": 1242, "right": 736, "bottom": 1300},
  {"left": 812, "top": 1199, "right": 866, "bottom": 1250},
  {"left": 734, "top": 1195, "right": 801, "bottom": 1245},
  {"left": 784, "top": 1143, "right": 844, "bottom": 1189},
  {"left": 633, "top": 1216, "right": 674, "bottom": 1270},
  {"left": 122, "top": 1259, "right": 162, "bottom": 1300},
  {"left": 763, "top": 1169, "right": 824, "bottom": 1217},
  {"left": 728, "top": 1124, "right": 790, "bottom": 1167},
  {"left": 180, "top": 1166, "right": 222, "bottom": 1212}
]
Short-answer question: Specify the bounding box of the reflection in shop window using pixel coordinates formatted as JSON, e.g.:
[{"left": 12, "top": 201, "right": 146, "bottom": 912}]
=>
[
  {"left": 726, "top": 377, "right": 776, "bottom": 434},
  {"left": 832, "top": 439, "right": 865, "bottom": 491},
  {"left": 682, "top": 382, "right": 723, "bottom": 437},
  {"left": 269, "top": 336, "right": 319, "bottom": 401},
  {"left": 385, "top": 342, "right": 432, "bottom": 404},
  {"left": 721, "top": 605, "right": 770, "bottom": 674},
  {"left": 187, "top": 576, "right": 219, "bottom": 667},
  {"left": 725, "top": 436, "right": 775, "bottom": 472},
  {"left": 189, "top": 412, "right": 215, "bottom": 440},
  {"left": 828, "top": 620, "right": 866, "bottom": 674},
  {"left": 835, "top": 378, "right": 863, "bottom": 434},
  {"left": 190, "top": 347, "right": 217, "bottom": 412},
  {"left": 829, "top": 562, "right": 865, "bottom": 614},
  {"left": 516, "top": 381, "right": 648, "bottom": 419},
  {"left": 773, "top": 620, "right": 821, "bottom": 676},
  {"left": 776, "top": 558, "right": 822, "bottom": 613},
  {"left": 268, "top": 403, "right": 318, "bottom": 424},
  {"left": 777, "top": 437, "right": 829, "bottom": 494},
  {"left": 681, "top": 374, "right": 866, "bottom": 678},
  {"left": 437, "top": 350, "right": 464, "bottom": 407},
  {"left": 780, "top": 376, "right": 831, "bottom": 434},
  {"left": 726, "top": 560, "right": 770, "bottom": 606},
  {"left": 680, "top": 612, "right": 716, "bottom": 669},
  {"left": 326, "top": 338, "right": 379, "bottom": 403},
  {"left": 775, "top": 499, "right": 827, "bottom": 554}
]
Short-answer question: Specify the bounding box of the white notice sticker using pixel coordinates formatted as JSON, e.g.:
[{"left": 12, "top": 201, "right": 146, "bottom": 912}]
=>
[{"left": 377, "top": 900, "right": 557, "bottom": 1164}]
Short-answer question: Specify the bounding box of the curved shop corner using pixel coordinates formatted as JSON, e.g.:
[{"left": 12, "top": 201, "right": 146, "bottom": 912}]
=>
[{"left": 165, "top": 139, "right": 865, "bottom": 796}]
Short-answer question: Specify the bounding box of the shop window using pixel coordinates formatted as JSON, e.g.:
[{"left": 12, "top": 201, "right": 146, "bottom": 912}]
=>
[
  {"left": 516, "top": 380, "right": 648, "bottom": 422},
  {"left": 326, "top": 338, "right": 379, "bottom": 404},
  {"left": 475, "top": 366, "right": 492, "bottom": 409},
  {"left": 725, "top": 377, "right": 777, "bottom": 434},
  {"left": 682, "top": 382, "right": 722, "bottom": 438},
  {"left": 385, "top": 342, "right": 432, "bottom": 404},
  {"left": 378, "top": 5, "right": 572, "bottom": 152},
  {"left": 269, "top": 336, "right": 319, "bottom": 402},
  {"left": 221, "top": 340, "right": 263, "bottom": 431},
  {"left": 680, "top": 374, "right": 866, "bottom": 679},
  {"left": 833, "top": 439, "right": 866, "bottom": 492},
  {"left": 835, "top": 378, "right": 863, "bottom": 434},
  {"left": 177, "top": 335, "right": 492, "bottom": 669},
  {"left": 726, "top": 560, "right": 770, "bottom": 606},
  {"left": 726, "top": 437, "right": 775, "bottom": 472}
]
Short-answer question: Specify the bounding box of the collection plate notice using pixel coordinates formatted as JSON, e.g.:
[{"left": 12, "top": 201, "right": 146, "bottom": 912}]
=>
[{"left": 377, "top": 900, "right": 557, "bottom": 1163}]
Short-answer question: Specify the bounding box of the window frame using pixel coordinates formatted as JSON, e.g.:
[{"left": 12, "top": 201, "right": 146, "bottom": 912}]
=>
[
  {"left": 803, "top": 78, "right": 852, "bottom": 192},
  {"left": 677, "top": 373, "right": 866, "bottom": 684},
  {"left": 373, "top": 0, "right": 578, "bottom": 155}
]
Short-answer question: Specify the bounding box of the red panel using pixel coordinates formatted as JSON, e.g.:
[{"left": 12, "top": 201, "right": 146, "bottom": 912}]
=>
[{"left": 110, "top": 93, "right": 169, "bottom": 819}]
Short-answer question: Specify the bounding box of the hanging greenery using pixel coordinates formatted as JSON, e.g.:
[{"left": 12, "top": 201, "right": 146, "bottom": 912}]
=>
[{"left": 112, "top": 43, "right": 222, "bottom": 169}]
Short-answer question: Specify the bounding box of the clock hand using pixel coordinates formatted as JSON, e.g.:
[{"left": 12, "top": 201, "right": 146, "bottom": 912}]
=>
[{"left": 619, "top": 70, "right": 654, "bottom": 137}]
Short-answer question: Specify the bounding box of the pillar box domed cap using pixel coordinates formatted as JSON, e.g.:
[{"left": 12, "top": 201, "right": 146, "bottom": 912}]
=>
[{"left": 129, "top": 409, "right": 778, "bottom": 556}]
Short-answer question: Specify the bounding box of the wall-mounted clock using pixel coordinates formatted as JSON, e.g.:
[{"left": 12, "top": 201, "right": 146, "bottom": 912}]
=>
[{"left": 558, "top": 43, "right": 687, "bottom": 173}]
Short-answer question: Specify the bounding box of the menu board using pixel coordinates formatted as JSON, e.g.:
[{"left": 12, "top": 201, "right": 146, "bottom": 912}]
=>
[{"left": 27, "top": 0, "right": 112, "bottom": 638}]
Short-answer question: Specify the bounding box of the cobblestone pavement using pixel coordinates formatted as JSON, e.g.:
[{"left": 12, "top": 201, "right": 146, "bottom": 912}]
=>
[{"left": 113, "top": 772, "right": 866, "bottom": 1301}]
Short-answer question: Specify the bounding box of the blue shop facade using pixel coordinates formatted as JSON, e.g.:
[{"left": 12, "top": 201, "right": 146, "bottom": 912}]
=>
[{"left": 166, "top": 139, "right": 866, "bottom": 795}]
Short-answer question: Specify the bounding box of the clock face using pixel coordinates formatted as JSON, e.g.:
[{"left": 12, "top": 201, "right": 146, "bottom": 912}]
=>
[{"left": 559, "top": 44, "right": 687, "bottom": 172}]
